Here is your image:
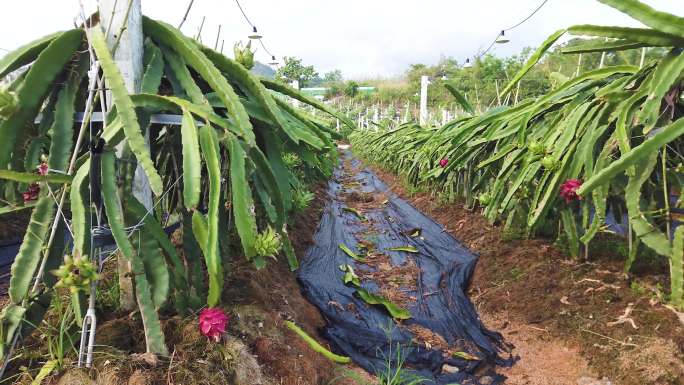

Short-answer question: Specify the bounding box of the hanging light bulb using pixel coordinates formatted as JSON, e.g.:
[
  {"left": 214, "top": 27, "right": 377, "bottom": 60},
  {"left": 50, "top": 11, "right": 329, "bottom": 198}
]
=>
[
  {"left": 269, "top": 55, "right": 279, "bottom": 66},
  {"left": 495, "top": 30, "right": 510, "bottom": 44},
  {"left": 248, "top": 26, "right": 262, "bottom": 40},
  {"left": 463, "top": 58, "right": 472, "bottom": 68}
]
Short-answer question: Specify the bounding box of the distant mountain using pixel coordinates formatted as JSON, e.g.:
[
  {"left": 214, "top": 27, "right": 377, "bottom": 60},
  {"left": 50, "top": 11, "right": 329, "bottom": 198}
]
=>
[{"left": 251, "top": 61, "right": 276, "bottom": 79}]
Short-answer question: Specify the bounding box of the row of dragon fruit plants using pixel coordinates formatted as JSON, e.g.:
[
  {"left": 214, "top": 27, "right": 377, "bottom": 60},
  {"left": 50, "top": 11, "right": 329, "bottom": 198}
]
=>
[
  {"left": 351, "top": 0, "right": 684, "bottom": 309},
  {"left": 0, "top": 13, "right": 354, "bottom": 370}
]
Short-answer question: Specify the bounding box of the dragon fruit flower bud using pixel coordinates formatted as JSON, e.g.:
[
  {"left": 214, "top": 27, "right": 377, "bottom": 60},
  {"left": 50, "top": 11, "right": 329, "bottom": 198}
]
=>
[
  {"left": 22, "top": 183, "right": 40, "bottom": 203},
  {"left": 559, "top": 179, "right": 582, "bottom": 203},
  {"left": 38, "top": 162, "right": 49, "bottom": 176}
]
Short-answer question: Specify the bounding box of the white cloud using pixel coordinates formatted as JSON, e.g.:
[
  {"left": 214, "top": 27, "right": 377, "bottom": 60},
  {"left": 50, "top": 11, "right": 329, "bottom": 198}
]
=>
[{"left": 1, "top": 0, "right": 683, "bottom": 78}]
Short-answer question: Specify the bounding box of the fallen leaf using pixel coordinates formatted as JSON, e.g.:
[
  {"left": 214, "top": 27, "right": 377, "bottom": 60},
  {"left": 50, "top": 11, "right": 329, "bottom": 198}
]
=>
[
  {"left": 452, "top": 351, "right": 479, "bottom": 361},
  {"left": 607, "top": 303, "right": 638, "bottom": 329}
]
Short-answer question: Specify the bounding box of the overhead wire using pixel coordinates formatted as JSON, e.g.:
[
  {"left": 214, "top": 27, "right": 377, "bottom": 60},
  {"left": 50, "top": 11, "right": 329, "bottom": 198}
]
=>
[
  {"left": 258, "top": 39, "right": 275, "bottom": 58},
  {"left": 475, "top": 0, "right": 550, "bottom": 59},
  {"left": 503, "top": 0, "right": 549, "bottom": 32},
  {"left": 233, "top": 0, "right": 279, "bottom": 64},
  {"left": 233, "top": 0, "right": 255, "bottom": 28}
]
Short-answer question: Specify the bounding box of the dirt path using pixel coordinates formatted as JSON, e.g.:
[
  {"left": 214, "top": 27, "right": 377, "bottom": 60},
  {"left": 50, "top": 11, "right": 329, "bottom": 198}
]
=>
[
  {"left": 482, "top": 313, "right": 598, "bottom": 385},
  {"left": 296, "top": 150, "right": 510, "bottom": 384}
]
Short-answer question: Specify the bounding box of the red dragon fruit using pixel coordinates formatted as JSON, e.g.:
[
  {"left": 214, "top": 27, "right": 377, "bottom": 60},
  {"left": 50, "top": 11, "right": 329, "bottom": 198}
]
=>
[{"left": 439, "top": 159, "right": 448, "bottom": 168}]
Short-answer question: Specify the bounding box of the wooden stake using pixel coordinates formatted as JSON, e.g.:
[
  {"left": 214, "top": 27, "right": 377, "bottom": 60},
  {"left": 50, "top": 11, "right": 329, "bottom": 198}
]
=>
[
  {"left": 214, "top": 24, "right": 221, "bottom": 50},
  {"left": 196, "top": 16, "right": 205, "bottom": 41},
  {"left": 178, "top": 0, "right": 195, "bottom": 29}
]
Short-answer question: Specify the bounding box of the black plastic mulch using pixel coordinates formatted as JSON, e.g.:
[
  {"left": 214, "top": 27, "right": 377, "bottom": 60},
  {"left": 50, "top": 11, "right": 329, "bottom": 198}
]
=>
[{"left": 298, "top": 151, "right": 515, "bottom": 384}]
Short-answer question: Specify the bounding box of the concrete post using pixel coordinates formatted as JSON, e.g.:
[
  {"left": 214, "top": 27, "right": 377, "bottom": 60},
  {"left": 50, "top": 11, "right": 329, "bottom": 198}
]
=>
[
  {"left": 495, "top": 79, "right": 502, "bottom": 106},
  {"left": 100, "top": 0, "right": 147, "bottom": 312},
  {"left": 576, "top": 53, "right": 583, "bottom": 77},
  {"left": 100, "top": 0, "right": 152, "bottom": 208},
  {"left": 290, "top": 79, "right": 300, "bottom": 108},
  {"left": 419, "top": 75, "right": 429, "bottom": 126},
  {"left": 639, "top": 47, "right": 647, "bottom": 68}
]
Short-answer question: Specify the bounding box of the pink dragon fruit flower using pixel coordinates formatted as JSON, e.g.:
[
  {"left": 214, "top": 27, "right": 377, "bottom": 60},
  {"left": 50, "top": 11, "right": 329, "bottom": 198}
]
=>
[
  {"left": 22, "top": 183, "right": 40, "bottom": 203},
  {"left": 37, "top": 162, "right": 49, "bottom": 176},
  {"left": 439, "top": 159, "right": 448, "bottom": 168},
  {"left": 199, "top": 307, "right": 229, "bottom": 342},
  {"left": 559, "top": 179, "right": 582, "bottom": 203}
]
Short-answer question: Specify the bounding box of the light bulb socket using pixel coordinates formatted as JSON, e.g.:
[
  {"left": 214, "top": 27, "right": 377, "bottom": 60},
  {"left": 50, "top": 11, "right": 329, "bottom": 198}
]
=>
[
  {"left": 495, "top": 30, "right": 510, "bottom": 44},
  {"left": 248, "top": 26, "right": 262, "bottom": 40}
]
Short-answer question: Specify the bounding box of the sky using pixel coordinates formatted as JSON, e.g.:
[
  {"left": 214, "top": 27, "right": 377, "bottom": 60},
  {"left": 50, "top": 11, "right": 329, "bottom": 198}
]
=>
[{"left": 1, "top": 0, "right": 683, "bottom": 79}]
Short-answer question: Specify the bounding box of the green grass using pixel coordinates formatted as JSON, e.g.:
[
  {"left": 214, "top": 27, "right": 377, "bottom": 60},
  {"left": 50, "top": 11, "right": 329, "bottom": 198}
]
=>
[{"left": 332, "top": 324, "right": 428, "bottom": 385}]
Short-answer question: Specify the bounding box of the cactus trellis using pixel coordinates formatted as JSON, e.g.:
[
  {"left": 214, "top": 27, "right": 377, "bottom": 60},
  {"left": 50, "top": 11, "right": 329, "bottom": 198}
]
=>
[{"left": 0, "top": 1, "right": 354, "bottom": 371}]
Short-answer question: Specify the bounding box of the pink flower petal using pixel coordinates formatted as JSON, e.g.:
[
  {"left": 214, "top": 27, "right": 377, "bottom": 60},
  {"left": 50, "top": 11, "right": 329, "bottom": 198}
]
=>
[
  {"left": 38, "top": 163, "right": 49, "bottom": 176},
  {"left": 199, "top": 307, "right": 229, "bottom": 342}
]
